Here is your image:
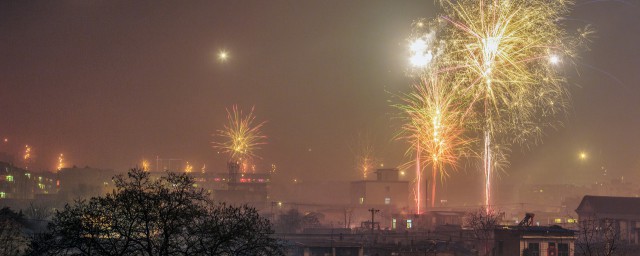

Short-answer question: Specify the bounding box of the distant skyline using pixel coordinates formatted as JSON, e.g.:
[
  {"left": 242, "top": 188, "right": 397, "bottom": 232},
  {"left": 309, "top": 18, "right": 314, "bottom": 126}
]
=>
[{"left": 1, "top": 0, "right": 639, "bottom": 202}]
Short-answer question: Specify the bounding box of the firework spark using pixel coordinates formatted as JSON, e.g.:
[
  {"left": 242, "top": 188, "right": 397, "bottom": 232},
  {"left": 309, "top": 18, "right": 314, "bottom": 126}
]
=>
[
  {"left": 213, "top": 106, "right": 266, "bottom": 172},
  {"left": 141, "top": 159, "right": 150, "bottom": 171},
  {"left": 351, "top": 133, "right": 379, "bottom": 180},
  {"left": 184, "top": 161, "right": 193, "bottom": 173},
  {"left": 398, "top": 74, "right": 473, "bottom": 213},
  {"left": 434, "top": 0, "right": 576, "bottom": 209},
  {"left": 23, "top": 145, "right": 31, "bottom": 169},
  {"left": 57, "top": 154, "right": 65, "bottom": 171}
]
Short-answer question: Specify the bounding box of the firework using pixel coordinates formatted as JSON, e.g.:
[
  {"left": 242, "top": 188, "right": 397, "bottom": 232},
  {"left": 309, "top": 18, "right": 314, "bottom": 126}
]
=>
[
  {"left": 351, "top": 132, "right": 379, "bottom": 180},
  {"left": 57, "top": 154, "right": 65, "bottom": 171},
  {"left": 434, "top": 0, "right": 575, "bottom": 208},
  {"left": 184, "top": 161, "right": 193, "bottom": 173},
  {"left": 141, "top": 159, "right": 150, "bottom": 171},
  {"left": 398, "top": 74, "right": 473, "bottom": 213},
  {"left": 23, "top": 145, "right": 31, "bottom": 169},
  {"left": 213, "top": 106, "right": 266, "bottom": 172}
]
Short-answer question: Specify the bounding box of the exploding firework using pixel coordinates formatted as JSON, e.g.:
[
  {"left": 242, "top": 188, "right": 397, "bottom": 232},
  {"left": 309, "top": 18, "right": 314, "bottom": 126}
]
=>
[
  {"left": 213, "top": 106, "right": 266, "bottom": 172},
  {"left": 23, "top": 145, "right": 31, "bottom": 169},
  {"left": 351, "top": 132, "right": 379, "bottom": 180},
  {"left": 402, "top": 0, "right": 582, "bottom": 211},
  {"left": 184, "top": 161, "right": 193, "bottom": 173},
  {"left": 398, "top": 74, "right": 473, "bottom": 213},
  {"left": 141, "top": 159, "right": 150, "bottom": 171},
  {"left": 57, "top": 154, "right": 65, "bottom": 171},
  {"left": 435, "top": 0, "right": 576, "bottom": 209}
]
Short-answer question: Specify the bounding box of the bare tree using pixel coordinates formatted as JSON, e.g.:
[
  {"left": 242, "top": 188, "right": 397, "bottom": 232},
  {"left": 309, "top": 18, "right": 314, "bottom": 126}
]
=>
[
  {"left": 274, "top": 209, "right": 321, "bottom": 233},
  {"left": 23, "top": 202, "right": 54, "bottom": 221},
  {"left": 464, "top": 207, "right": 501, "bottom": 256},
  {"left": 0, "top": 207, "right": 29, "bottom": 256},
  {"left": 28, "top": 168, "right": 284, "bottom": 256},
  {"left": 575, "top": 216, "right": 626, "bottom": 256},
  {"left": 342, "top": 207, "right": 353, "bottom": 229}
]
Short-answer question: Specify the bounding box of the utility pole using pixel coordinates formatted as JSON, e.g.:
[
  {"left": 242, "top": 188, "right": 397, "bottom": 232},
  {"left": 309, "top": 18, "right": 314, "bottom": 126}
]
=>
[{"left": 368, "top": 208, "right": 379, "bottom": 233}]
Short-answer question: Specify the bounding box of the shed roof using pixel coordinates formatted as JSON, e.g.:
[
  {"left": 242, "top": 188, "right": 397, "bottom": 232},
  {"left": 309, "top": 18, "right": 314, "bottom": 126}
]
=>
[{"left": 576, "top": 195, "right": 640, "bottom": 216}]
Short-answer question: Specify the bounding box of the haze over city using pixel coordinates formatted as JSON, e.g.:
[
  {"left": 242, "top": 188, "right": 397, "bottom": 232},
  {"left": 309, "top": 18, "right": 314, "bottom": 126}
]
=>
[{"left": 1, "top": 0, "right": 639, "bottom": 205}]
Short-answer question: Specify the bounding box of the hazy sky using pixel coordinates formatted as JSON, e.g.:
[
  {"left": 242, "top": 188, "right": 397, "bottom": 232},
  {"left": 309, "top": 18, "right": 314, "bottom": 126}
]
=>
[{"left": 1, "top": 1, "right": 638, "bottom": 194}]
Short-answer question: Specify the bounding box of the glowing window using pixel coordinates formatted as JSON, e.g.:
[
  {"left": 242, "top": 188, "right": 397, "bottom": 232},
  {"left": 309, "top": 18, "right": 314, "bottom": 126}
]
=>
[
  {"left": 385, "top": 197, "right": 391, "bottom": 205},
  {"left": 359, "top": 197, "right": 364, "bottom": 204},
  {"left": 392, "top": 218, "right": 397, "bottom": 229},
  {"left": 554, "top": 218, "right": 562, "bottom": 223},
  {"left": 5, "top": 175, "right": 13, "bottom": 182},
  {"left": 407, "top": 219, "right": 413, "bottom": 229},
  {"left": 0, "top": 192, "right": 5, "bottom": 198},
  {"left": 567, "top": 219, "right": 577, "bottom": 223}
]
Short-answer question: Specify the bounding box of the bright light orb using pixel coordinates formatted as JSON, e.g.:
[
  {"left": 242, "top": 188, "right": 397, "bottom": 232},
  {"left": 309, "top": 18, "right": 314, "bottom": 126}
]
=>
[
  {"left": 218, "top": 50, "right": 229, "bottom": 62},
  {"left": 410, "top": 51, "right": 433, "bottom": 67},
  {"left": 410, "top": 39, "right": 427, "bottom": 53},
  {"left": 579, "top": 152, "right": 587, "bottom": 160},
  {"left": 549, "top": 55, "right": 560, "bottom": 65}
]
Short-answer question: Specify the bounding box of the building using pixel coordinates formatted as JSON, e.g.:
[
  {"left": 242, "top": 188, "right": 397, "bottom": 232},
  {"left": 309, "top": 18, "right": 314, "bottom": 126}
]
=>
[
  {"left": 493, "top": 225, "right": 575, "bottom": 256},
  {"left": 575, "top": 195, "right": 640, "bottom": 244},
  {"left": 57, "top": 166, "right": 120, "bottom": 201},
  {"left": 391, "top": 210, "right": 467, "bottom": 231},
  {"left": 350, "top": 168, "right": 409, "bottom": 208},
  {"left": 0, "top": 161, "right": 58, "bottom": 200}
]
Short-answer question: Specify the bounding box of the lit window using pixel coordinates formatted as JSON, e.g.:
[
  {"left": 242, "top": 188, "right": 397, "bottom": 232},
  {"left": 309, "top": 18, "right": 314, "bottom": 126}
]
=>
[
  {"left": 25, "top": 173, "right": 31, "bottom": 178},
  {"left": 385, "top": 197, "right": 391, "bottom": 205},
  {"left": 407, "top": 219, "right": 413, "bottom": 229},
  {"left": 392, "top": 218, "right": 397, "bottom": 229},
  {"left": 359, "top": 197, "right": 364, "bottom": 204},
  {"left": 0, "top": 192, "right": 5, "bottom": 198},
  {"left": 5, "top": 175, "right": 13, "bottom": 182},
  {"left": 567, "top": 219, "right": 577, "bottom": 223},
  {"left": 554, "top": 218, "right": 562, "bottom": 223},
  {"left": 38, "top": 183, "right": 45, "bottom": 189}
]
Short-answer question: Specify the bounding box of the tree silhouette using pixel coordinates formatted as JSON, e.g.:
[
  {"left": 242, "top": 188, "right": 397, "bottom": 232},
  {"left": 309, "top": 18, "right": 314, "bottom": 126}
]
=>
[{"left": 28, "top": 168, "right": 284, "bottom": 256}]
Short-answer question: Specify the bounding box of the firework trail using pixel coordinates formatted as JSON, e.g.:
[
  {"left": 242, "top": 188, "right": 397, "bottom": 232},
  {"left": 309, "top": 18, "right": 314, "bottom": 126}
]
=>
[{"left": 213, "top": 105, "right": 266, "bottom": 173}]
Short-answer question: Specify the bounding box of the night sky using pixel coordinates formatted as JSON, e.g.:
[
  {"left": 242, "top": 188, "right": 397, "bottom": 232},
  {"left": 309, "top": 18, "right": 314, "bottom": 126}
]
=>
[{"left": 1, "top": 1, "right": 639, "bottom": 202}]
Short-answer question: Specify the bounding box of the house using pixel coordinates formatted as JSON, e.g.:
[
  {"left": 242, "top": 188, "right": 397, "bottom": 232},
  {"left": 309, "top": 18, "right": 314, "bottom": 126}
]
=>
[
  {"left": 575, "top": 195, "right": 640, "bottom": 244},
  {"left": 350, "top": 168, "right": 409, "bottom": 209},
  {"left": 494, "top": 225, "right": 575, "bottom": 256}
]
